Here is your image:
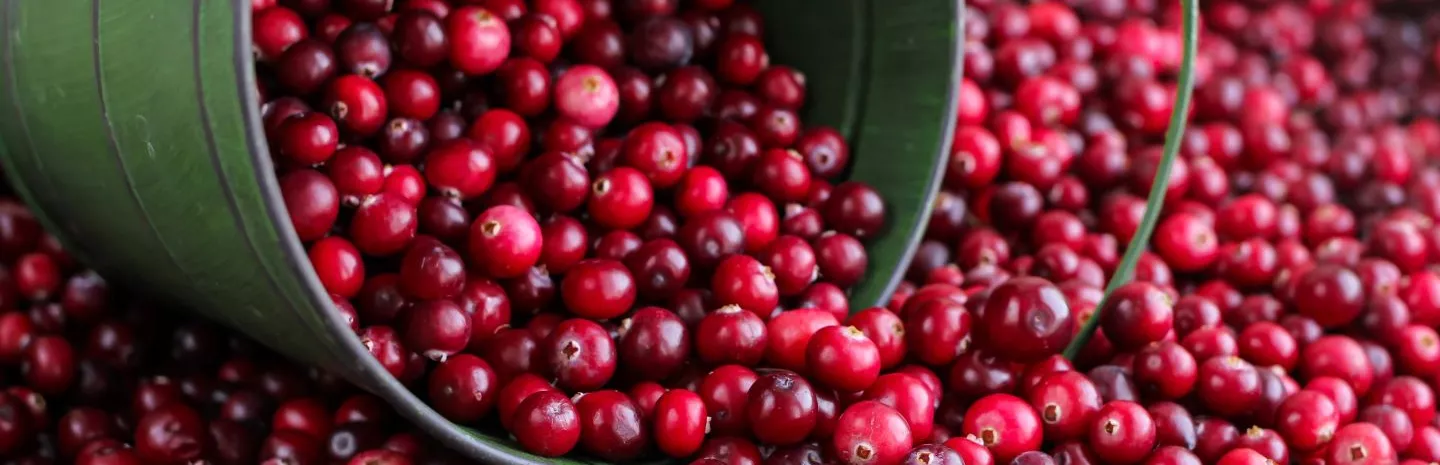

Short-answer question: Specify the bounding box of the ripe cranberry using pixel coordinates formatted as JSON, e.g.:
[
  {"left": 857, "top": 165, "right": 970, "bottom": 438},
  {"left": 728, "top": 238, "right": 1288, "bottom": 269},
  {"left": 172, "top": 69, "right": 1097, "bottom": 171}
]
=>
[
  {"left": 1275, "top": 390, "right": 1339, "bottom": 451},
  {"left": 653, "top": 389, "right": 706, "bottom": 458},
  {"left": 1292, "top": 264, "right": 1364, "bottom": 328},
  {"left": 509, "top": 390, "right": 580, "bottom": 457},
  {"left": 134, "top": 403, "right": 207, "bottom": 464},
  {"left": 469, "top": 205, "right": 543, "bottom": 279},
  {"left": 833, "top": 401, "right": 913, "bottom": 465},
  {"left": 21, "top": 336, "right": 74, "bottom": 396},
  {"left": 677, "top": 210, "right": 745, "bottom": 269},
  {"left": 1088, "top": 400, "right": 1157, "bottom": 465},
  {"left": 1327, "top": 423, "right": 1398, "bottom": 464},
  {"left": 545, "top": 319, "right": 616, "bottom": 391},
  {"left": 1026, "top": 371, "right": 1101, "bottom": 442},
  {"left": 573, "top": 390, "right": 648, "bottom": 461},
  {"left": 695, "top": 306, "right": 767, "bottom": 366},
  {"left": 977, "top": 277, "right": 1072, "bottom": 363},
  {"left": 765, "top": 309, "right": 840, "bottom": 372},
  {"left": 560, "top": 259, "right": 636, "bottom": 320},
  {"left": 864, "top": 373, "right": 938, "bottom": 441},
  {"left": 962, "top": 393, "right": 1041, "bottom": 463},
  {"left": 698, "top": 364, "right": 759, "bottom": 436},
  {"left": 903, "top": 298, "right": 971, "bottom": 367},
  {"left": 806, "top": 325, "right": 881, "bottom": 392},
  {"left": 847, "top": 308, "right": 907, "bottom": 370},
  {"left": 1237, "top": 321, "right": 1299, "bottom": 370},
  {"left": 445, "top": 6, "right": 510, "bottom": 76},
  {"left": 1300, "top": 335, "right": 1373, "bottom": 397},
  {"left": 617, "top": 307, "right": 689, "bottom": 381},
  {"left": 1098, "top": 281, "right": 1173, "bottom": 351},
  {"left": 1196, "top": 356, "right": 1262, "bottom": 418},
  {"left": 746, "top": 371, "right": 818, "bottom": 445}
]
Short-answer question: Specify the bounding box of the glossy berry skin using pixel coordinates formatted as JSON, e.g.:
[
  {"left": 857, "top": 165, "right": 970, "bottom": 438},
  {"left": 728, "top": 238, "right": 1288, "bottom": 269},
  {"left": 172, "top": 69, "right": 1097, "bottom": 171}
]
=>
[
  {"left": 904, "top": 298, "right": 971, "bottom": 367},
  {"left": 555, "top": 65, "right": 621, "bottom": 128},
  {"left": 1196, "top": 356, "right": 1263, "bottom": 418},
  {"left": 747, "top": 371, "right": 818, "bottom": 446},
  {"left": 1088, "top": 400, "right": 1157, "bottom": 465},
  {"left": 712, "top": 254, "right": 780, "bottom": 314},
  {"left": 1027, "top": 371, "right": 1102, "bottom": 441},
  {"left": 398, "top": 238, "right": 466, "bottom": 300},
  {"left": 588, "top": 167, "right": 655, "bottom": 230},
  {"left": 134, "top": 403, "right": 207, "bottom": 464},
  {"left": 977, "top": 277, "right": 1073, "bottom": 363},
  {"left": 654, "top": 389, "right": 707, "bottom": 458},
  {"left": 426, "top": 353, "right": 498, "bottom": 424},
  {"left": 833, "top": 401, "right": 913, "bottom": 465},
  {"left": 1327, "top": 423, "right": 1397, "bottom": 465},
  {"left": 447, "top": 6, "right": 511, "bottom": 75},
  {"left": 280, "top": 169, "right": 341, "bottom": 242},
  {"left": 423, "top": 138, "right": 496, "bottom": 200},
  {"left": 575, "top": 390, "right": 648, "bottom": 461},
  {"left": 510, "top": 390, "right": 581, "bottom": 457},
  {"left": 403, "top": 300, "right": 471, "bottom": 360},
  {"left": 765, "top": 308, "right": 840, "bottom": 372},
  {"left": 1294, "top": 265, "right": 1365, "bottom": 328},
  {"left": 561, "top": 259, "right": 637, "bottom": 320},
  {"left": 616, "top": 307, "right": 690, "bottom": 381},
  {"left": 806, "top": 325, "right": 882, "bottom": 392},
  {"left": 545, "top": 319, "right": 617, "bottom": 392},
  {"left": 1300, "top": 336, "right": 1373, "bottom": 397},
  {"left": 699, "top": 364, "right": 760, "bottom": 437},
  {"left": 350, "top": 193, "right": 419, "bottom": 256},
  {"left": 1276, "top": 389, "right": 1339, "bottom": 452},
  {"left": 695, "top": 306, "right": 768, "bottom": 366},
  {"left": 864, "top": 373, "right": 937, "bottom": 441},
  {"left": 469, "top": 205, "right": 543, "bottom": 279},
  {"left": 1098, "top": 282, "right": 1173, "bottom": 351},
  {"left": 962, "top": 394, "right": 1042, "bottom": 463}
]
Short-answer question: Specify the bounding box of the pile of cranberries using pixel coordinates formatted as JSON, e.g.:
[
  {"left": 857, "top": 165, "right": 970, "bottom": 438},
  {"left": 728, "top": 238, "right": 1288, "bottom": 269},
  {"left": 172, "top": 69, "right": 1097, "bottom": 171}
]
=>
[
  {"left": 0, "top": 191, "right": 478, "bottom": 464},
  {"left": 257, "top": 0, "right": 900, "bottom": 461},
  {"left": 19, "top": 0, "right": 1440, "bottom": 462}
]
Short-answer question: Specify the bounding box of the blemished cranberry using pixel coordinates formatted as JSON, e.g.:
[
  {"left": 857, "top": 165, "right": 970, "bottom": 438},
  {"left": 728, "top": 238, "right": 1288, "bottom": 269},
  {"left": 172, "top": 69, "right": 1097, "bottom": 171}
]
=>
[
  {"left": 962, "top": 393, "right": 1041, "bottom": 463},
  {"left": 134, "top": 403, "right": 206, "bottom": 464},
  {"left": 545, "top": 318, "right": 617, "bottom": 392},
  {"left": 575, "top": 390, "right": 648, "bottom": 461},
  {"left": 617, "top": 307, "right": 689, "bottom": 381},
  {"left": 1087, "top": 400, "right": 1156, "bottom": 465},
  {"left": 425, "top": 354, "right": 497, "bottom": 423},
  {"left": 833, "top": 401, "right": 913, "bottom": 465},
  {"left": 509, "top": 390, "right": 580, "bottom": 457},
  {"left": 977, "top": 277, "right": 1072, "bottom": 363}
]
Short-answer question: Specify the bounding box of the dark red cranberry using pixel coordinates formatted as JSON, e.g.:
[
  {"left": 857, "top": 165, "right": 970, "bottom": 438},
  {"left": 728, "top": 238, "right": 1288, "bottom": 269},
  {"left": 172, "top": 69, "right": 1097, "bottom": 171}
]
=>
[{"left": 575, "top": 390, "right": 648, "bottom": 461}]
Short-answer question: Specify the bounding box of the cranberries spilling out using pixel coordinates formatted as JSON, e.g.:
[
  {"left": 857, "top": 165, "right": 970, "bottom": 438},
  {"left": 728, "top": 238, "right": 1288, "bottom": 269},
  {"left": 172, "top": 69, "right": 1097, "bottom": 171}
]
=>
[{"left": 7, "top": 0, "right": 1440, "bottom": 463}]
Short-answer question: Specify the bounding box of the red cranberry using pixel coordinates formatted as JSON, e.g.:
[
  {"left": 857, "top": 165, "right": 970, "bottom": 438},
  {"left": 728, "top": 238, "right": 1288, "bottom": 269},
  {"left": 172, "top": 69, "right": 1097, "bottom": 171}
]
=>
[
  {"left": 977, "top": 277, "right": 1072, "bottom": 363},
  {"left": 469, "top": 205, "right": 543, "bottom": 279},
  {"left": 617, "top": 307, "right": 689, "bottom": 381},
  {"left": 962, "top": 393, "right": 1041, "bottom": 463},
  {"left": 833, "top": 401, "right": 913, "bottom": 465},
  {"left": 653, "top": 389, "right": 707, "bottom": 458},
  {"left": 575, "top": 390, "right": 648, "bottom": 461},
  {"left": 510, "top": 390, "right": 580, "bottom": 457},
  {"left": 695, "top": 305, "right": 767, "bottom": 366},
  {"left": 545, "top": 319, "right": 617, "bottom": 392},
  {"left": 134, "top": 403, "right": 207, "bottom": 464},
  {"left": 1088, "top": 400, "right": 1156, "bottom": 465}
]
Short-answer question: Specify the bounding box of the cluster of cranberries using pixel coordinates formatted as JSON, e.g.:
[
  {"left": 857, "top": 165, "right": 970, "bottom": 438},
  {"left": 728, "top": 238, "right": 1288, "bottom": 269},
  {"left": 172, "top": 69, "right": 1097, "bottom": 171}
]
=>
[
  {"left": 0, "top": 191, "right": 474, "bottom": 464},
  {"left": 254, "top": 0, "right": 904, "bottom": 462},
  {"left": 882, "top": 0, "right": 1440, "bottom": 462}
]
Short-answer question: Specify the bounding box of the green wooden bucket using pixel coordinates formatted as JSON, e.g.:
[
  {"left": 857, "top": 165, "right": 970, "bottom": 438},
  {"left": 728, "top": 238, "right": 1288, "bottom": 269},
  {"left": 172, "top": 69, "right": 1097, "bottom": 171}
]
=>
[{"left": 0, "top": 0, "right": 962, "bottom": 462}]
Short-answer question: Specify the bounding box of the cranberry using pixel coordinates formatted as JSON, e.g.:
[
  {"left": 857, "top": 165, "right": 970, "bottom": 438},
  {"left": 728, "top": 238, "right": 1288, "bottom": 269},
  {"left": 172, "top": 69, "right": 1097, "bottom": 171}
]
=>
[
  {"left": 21, "top": 336, "right": 74, "bottom": 396},
  {"left": 1327, "top": 423, "right": 1398, "bottom": 464},
  {"left": 617, "top": 307, "right": 689, "bottom": 381},
  {"left": 653, "top": 389, "right": 707, "bottom": 458},
  {"left": 545, "top": 318, "right": 616, "bottom": 391},
  {"left": 695, "top": 306, "right": 767, "bottom": 366},
  {"left": 561, "top": 259, "right": 636, "bottom": 320},
  {"left": 509, "top": 390, "right": 580, "bottom": 457},
  {"left": 977, "top": 277, "right": 1072, "bottom": 363},
  {"left": 1196, "top": 356, "right": 1262, "bottom": 418},
  {"left": 746, "top": 371, "right": 818, "bottom": 445},
  {"left": 1088, "top": 400, "right": 1156, "bottom": 465},
  {"left": 699, "top": 364, "right": 758, "bottom": 436},
  {"left": 1133, "top": 340, "right": 1198, "bottom": 400},
  {"left": 765, "top": 309, "right": 840, "bottom": 372},
  {"left": 833, "top": 401, "right": 913, "bottom": 465},
  {"left": 134, "top": 403, "right": 207, "bottom": 464},
  {"left": 1098, "top": 281, "right": 1173, "bottom": 351},
  {"left": 469, "top": 205, "right": 543, "bottom": 278},
  {"left": 1300, "top": 335, "right": 1373, "bottom": 397},
  {"left": 806, "top": 325, "right": 882, "bottom": 392}
]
